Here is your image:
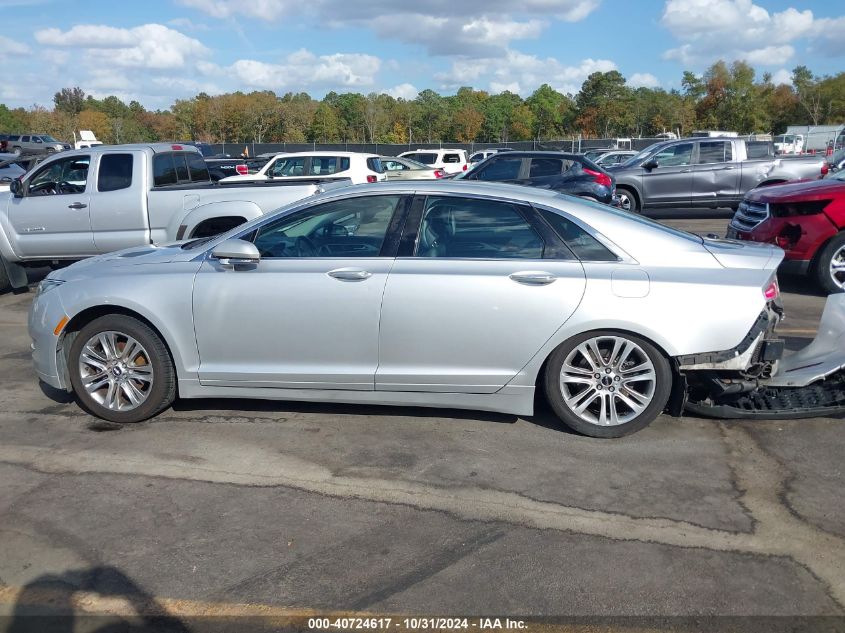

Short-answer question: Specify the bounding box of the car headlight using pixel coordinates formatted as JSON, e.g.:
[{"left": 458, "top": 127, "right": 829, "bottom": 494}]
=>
[{"left": 37, "top": 279, "right": 65, "bottom": 295}]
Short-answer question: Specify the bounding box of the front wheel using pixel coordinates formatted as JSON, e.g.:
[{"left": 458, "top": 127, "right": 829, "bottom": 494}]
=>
[
  {"left": 544, "top": 331, "right": 672, "bottom": 438},
  {"left": 814, "top": 232, "right": 845, "bottom": 294},
  {"left": 616, "top": 187, "right": 639, "bottom": 213},
  {"left": 68, "top": 315, "right": 176, "bottom": 423}
]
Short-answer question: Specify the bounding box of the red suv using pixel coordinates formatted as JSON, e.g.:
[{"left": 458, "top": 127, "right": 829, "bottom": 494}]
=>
[{"left": 727, "top": 173, "right": 845, "bottom": 293}]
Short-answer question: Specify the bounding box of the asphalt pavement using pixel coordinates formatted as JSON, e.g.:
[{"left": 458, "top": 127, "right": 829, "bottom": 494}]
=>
[{"left": 0, "top": 213, "right": 843, "bottom": 631}]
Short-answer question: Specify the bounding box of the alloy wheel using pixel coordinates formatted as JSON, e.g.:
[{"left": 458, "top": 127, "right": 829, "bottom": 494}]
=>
[
  {"left": 78, "top": 331, "right": 154, "bottom": 412},
  {"left": 559, "top": 335, "right": 657, "bottom": 426},
  {"left": 829, "top": 244, "right": 845, "bottom": 290}
]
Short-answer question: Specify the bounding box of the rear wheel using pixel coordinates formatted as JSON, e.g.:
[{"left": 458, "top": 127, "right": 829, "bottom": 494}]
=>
[
  {"left": 0, "top": 256, "right": 10, "bottom": 293},
  {"left": 616, "top": 187, "right": 639, "bottom": 213},
  {"left": 814, "top": 232, "right": 845, "bottom": 294},
  {"left": 68, "top": 315, "right": 176, "bottom": 423},
  {"left": 544, "top": 331, "right": 672, "bottom": 438}
]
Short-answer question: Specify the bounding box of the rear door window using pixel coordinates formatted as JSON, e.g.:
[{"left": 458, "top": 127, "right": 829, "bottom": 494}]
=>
[
  {"left": 310, "top": 156, "right": 344, "bottom": 175},
  {"left": 697, "top": 141, "right": 732, "bottom": 164},
  {"left": 97, "top": 154, "right": 133, "bottom": 192},
  {"left": 443, "top": 153, "right": 461, "bottom": 164},
  {"left": 540, "top": 209, "right": 617, "bottom": 261},
  {"left": 476, "top": 157, "right": 523, "bottom": 181},
  {"left": 415, "top": 196, "right": 543, "bottom": 259},
  {"left": 529, "top": 158, "right": 564, "bottom": 177}
]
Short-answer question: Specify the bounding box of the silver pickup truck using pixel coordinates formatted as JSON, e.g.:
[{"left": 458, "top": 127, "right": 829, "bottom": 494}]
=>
[
  {"left": 0, "top": 143, "right": 348, "bottom": 292},
  {"left": 608, "top": 137, "right": 828, "bottom": 212}
]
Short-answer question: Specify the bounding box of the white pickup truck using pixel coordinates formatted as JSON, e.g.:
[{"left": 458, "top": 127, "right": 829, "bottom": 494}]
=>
[{"left": 0, "top": 143, "right": 347, "bottom": 291}]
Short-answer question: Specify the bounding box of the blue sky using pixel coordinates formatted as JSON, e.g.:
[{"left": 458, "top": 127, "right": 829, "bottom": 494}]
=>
[{"left": 1, "top": 0, "right": 843, "bottom": 109}]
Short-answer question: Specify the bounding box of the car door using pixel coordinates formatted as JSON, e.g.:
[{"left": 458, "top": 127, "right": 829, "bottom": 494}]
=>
[
  {"left": 691, "top": 140, "right": 739, "bottom": 205},
  {"left": 376, "top": 194, "right": 587, "bottom": 393},
  {"left": 192, "top": 193, "right": 408, "bottom": 389},
  {"left": 7, "top": 154, "right": 95, "bottom": 258},
  {"left": 89, "top": 152, "right": 149, "bottom": 252},
  {"left": 641, "top": 142, "right": 693, "bottom": 206}
]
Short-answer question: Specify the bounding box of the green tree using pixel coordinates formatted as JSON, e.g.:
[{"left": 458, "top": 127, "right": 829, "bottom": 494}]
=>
[{"left": 53, "top": 87, "right": 85, "bottom": 116}]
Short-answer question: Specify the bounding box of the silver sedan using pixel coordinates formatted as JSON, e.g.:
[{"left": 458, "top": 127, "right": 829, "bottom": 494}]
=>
[{"left": 29, "top": 181, "right": 824, "bottom": 437}]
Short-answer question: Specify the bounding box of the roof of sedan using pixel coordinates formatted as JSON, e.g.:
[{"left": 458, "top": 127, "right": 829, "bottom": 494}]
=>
[{"left": 327, "top": 179, "right": 564, "bottom": 203}]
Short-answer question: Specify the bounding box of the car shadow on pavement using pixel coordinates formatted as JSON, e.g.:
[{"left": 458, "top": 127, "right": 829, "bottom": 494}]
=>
[
  {"left": 6, "top": 565, "right": 189, "bottom": 633},
  {"left": 169, "top": 397, "right": 520, "bottom": 426}
]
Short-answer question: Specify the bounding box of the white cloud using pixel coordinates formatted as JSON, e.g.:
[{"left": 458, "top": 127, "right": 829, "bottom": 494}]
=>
[
  {"left": 437, "top": 51, "right": 616, "bottom": 96},
  {"left": 206, "top": 49, "right": 382, "bottom": 90},
  {"left": 659, "top": 0, "right": 841, "bottom": 67},
  {"left": 34, "top": 24, "right": 209, "bottom": 69},
  {"left": 628, "top": 73, "right": 660, "bottom": 89},
  {"left": 0, "top": 35, "right": 30, "bottom": 57},
  {"left": 386, "top": 83, "right": 419, "bottom": 100},
  {"left": 177, "top": 0, "right": 600, "bottom": 55},
  {"left": 770, "top": 69, "right": 793, "bottom": 86},
  {"left": 177, "top": 0, "right": 288, "bottom": 20}
]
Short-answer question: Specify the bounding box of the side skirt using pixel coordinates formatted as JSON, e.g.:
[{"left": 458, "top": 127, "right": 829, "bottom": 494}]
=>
[{"left": 176, "top": 380, "right": 536, "bottom": 417}]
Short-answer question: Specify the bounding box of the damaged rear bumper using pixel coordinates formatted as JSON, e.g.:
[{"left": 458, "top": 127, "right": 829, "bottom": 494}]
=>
[{"left": 682, "top": 294, "right": 845, "bottom": 419}]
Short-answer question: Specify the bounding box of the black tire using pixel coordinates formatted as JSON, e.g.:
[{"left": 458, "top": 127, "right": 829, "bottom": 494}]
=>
[
  {"left": 616, "top": 187, "right": 640, "bottom": 213},
  {"left": 814, "top": 232, "right": 845, "bottom": 294},
  {"left": 544, "top": 330, "right": 672, "bottom": 438},
  {"left": 68, "top": 315, "right": 176, "bottom": 423},
  {"left": 0, "top": 255, "right": 10, "bottom": 293}
]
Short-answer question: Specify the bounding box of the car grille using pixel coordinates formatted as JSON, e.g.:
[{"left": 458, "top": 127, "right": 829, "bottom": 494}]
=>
[{"left": 731, "top": 200, "right": 769, "bottom": 232}]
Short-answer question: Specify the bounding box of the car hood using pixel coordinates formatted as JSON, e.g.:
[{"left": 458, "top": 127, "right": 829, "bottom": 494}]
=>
[
  {"left": 702, "top": 236, "right": 783, "bottom": 270},
  {"left": 745, "top": 179, "right": 845, "bottom": 203},
  {"left": 49, "top": 243, "right": 199, "bottom": 281}
]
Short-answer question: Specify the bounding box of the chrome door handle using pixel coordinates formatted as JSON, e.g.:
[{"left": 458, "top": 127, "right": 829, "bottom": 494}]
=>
[
  {"left": 328, "top": 268, "right": 372, "bottom": 281},
  {"left": 68, "top": 202, "right": 87, "bottom": 209},
  {"left": 679, "top": 169, "right": 691, "bottom": 173},
  {"left": 509, "top": 271, "right": 556, "bottom": 285},
  {"left": 721, "top": 166, "right": 735, "bottom": 170},
  {"left": 23, "top": 227, "right": 45, "bottom": 232}
]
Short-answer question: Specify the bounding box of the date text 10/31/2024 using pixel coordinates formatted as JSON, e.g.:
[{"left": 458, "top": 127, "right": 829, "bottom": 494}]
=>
[{"left": 307, "top": 617, "right": 527, "bottom": 630}]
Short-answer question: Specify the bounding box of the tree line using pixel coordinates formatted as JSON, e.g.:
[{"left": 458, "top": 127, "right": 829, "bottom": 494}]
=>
[{"left": 1, "top": 61, "right": 843, "bottom": 147}]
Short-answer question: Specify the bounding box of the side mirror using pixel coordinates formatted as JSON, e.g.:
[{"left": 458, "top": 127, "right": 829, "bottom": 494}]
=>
[
  {"left": 9, "top": 179, "right": 23, "bottom": 197},
  {"left": 642, "top": 159, "right": 658, "bottom": 170},
  {"left": 211, "top": 239, "right": 261, "bottom": 267}
]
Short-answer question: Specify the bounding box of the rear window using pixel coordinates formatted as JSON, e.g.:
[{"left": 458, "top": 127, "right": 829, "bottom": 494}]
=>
[
  {"left": 539, "top": 209, "right": 618, "bottom": 262},
  {"left": 188, "top": 153, "right": 210, "bottom": 181},
  {"left": 153, "top": 151, "right": 207, "bottom": 187},
  {"left": 404, "top": 153, "right": 436, "bottom": 165},
  {"left": 366, "top": 157, "right": 384, "bottom": 173},
  {"left": 97, "top": 154, "right": 133, "bottom": 192},
  {"left": 443, "top": 153, "right": 462, "bottom": 163},
  {"left": 747, "top": 142, "right": 773, "bottom": 159}
]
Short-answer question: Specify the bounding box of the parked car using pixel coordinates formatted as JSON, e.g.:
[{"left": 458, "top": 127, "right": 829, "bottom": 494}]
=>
[
  {"left": 6, "top": 134, "right": 71, "bottom": 156},
  {"left": 0, "top": 143, "right": 349, "bottom": 292},
  {"left": 220, "top": 151, "right": 385, "bottom": 185},
  {"left": 179, "top": 142, "right": 249, "bottom": 182},
  {"left": 827, "top": 148, "right": 845, "bottom": 176},
  {"left": 31, "top": 180, "right": 845, "bottom": 437},
  {"left": 457, "top": 151, "right": 616, "bottom": 205},
  {"left": 582, "top": 148, "right": 615, "bottom": 161},
  {"left": 468, "top": 148, "right": 514, "bottom": 166},
  {"left": 727, "top": 172, "right": 845, "bottom": 293},
  {"left": 608, "top": 137, "right": 828, "bottom": 212},
  {"left": 0, "top": 134, "right": 9, "bottom": 152},
  {"left": 0, "top": 154, "right": 26, "bottom": 191},
  {"left": 380, "top": 156, "right": 446, "bottom": 180},
  {"left": 398, "top": 149, "right": 469, "bottom": 175},
  {"left": 594, "top": 150, "right": 638, "bottom": 167}
]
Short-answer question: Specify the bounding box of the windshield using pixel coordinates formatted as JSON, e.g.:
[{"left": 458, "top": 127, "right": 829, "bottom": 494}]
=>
[
  {"left": 398, "top": 158, "right": 428, "bottom": 169},
  {"left": 39, "top": 135, "right": 59, "bottom": 143}
]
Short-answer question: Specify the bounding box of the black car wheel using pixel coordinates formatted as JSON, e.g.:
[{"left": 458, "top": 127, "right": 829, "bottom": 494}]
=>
[{"left": 616, "top": 187, "right": 639, "bottom": 213}]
